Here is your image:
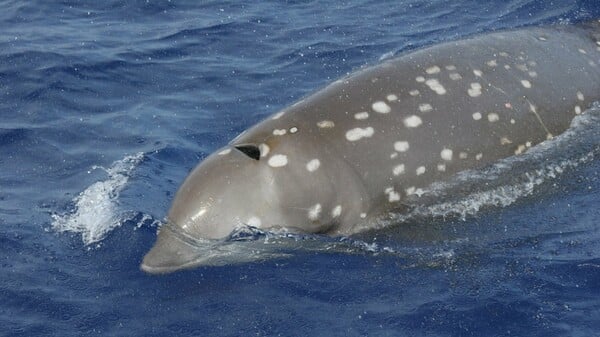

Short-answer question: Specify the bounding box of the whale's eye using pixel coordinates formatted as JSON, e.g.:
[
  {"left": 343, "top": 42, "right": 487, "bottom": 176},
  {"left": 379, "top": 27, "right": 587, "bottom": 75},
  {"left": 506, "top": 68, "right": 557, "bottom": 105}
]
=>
[{"left": 234, "top": 144, "right": 260, "bottom": 160}]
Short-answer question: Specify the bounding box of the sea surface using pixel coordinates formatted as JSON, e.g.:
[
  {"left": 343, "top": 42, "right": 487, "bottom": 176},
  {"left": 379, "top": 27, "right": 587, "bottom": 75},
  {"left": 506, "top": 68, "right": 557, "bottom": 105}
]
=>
[{"left": 1, "top": 1, "right": 600, "bottom": 336}]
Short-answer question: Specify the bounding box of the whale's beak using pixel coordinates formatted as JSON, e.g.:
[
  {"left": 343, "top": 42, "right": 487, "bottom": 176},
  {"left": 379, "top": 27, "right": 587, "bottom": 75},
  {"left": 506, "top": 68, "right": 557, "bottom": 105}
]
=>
[{"left": 140, "top": 225, "right": 203, "bottom": 274}]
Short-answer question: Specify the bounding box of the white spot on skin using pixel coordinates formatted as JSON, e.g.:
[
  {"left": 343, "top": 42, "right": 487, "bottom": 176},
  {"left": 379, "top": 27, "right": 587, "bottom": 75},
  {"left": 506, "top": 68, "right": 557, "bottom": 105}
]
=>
[
  {"left": 472, "top": 112, "right": 482, "bottom": 120},
  {"left": 468, "top": 89, "right": 481, "bottom": 97},
  {"left": 488, "top": 113, "right": 499, "bottom": 122},
  {"left": 268, "top": 154, "right": 288, "bottom": 168},
  {"left": 218, "top": 148, "right": 231, "bottom": 155},
  {"left": 538, "top": 36, "right": 547, "bottom": 41},
  {"left": 459, "top": 152, "right": 468, "bottom": 159},
  {"left": 405, "top": 187, "right": 416, "bottom": 196},
  {"left": 409, "top": 90, "right": 420, "bottom": 96},
  {"left": 526, "top": 141, "right": 532, "bottom": 147},
  {"left": 394, "top": 141, "right": 409, "bottom": 152},
  {"left": 393, "top": 164, "right": 405, "bottom": 176},
  {"left": 306, "top": 159, "right": 320, "bottom": 172},
  {"left": 426, "top": 65, "right": 441, "bottom": 74},
  {"left": 372, "top": 101, "right": 391, "bottom": 114},
  {"left": 419, "top": 103, "right": 433, "bottom": 112},
  {"left": 521, "top": 80, "right": 532, "bottom": 88},
  {"left": 354, "top": 112, "right": 369, "bottom": 120},
  {"left": 272, "top": 111, "right": 285, "bottom": 120},
  {"left": 308, "top": 204, "right": 322, "bottom": 221},
  {"left": 468, "top": 82, "right": 482, "bottom": 97},
  {"left": 390, "top": 152, "right": 398, "bottom": 159},
  {"left": 445, "top": 65, "right": 457, "bottom": 71},
  {"left": 528, "top": 71, "right": 537, "bottom": 78},
  {"left": 516, "top": 64, "right": 528, "bottom": 72},
  {"left": 259, "top": 143, "right": 270, "bottom": 157},
  {"left": 499, "top": 52, "right": 509, "bottom": 57},
  {"left": 437, "top": 164, "right": 446, "bottom": 172},
  {"left": 247, "top": 216, "right": 262, "bottom": 227},
  {"left": 449, "top": 73, "right": 462, "bottom": 81},
  {"left": 317, "top": 120, "right": 335, "bottom": 128},
  {"left": 504, "top": 64, "right": 511, "bottom": 70},
  {"left": 577, "top": 91, "right": 584, "bottom": 101},
  {"left": 360, "top": 213, "right": 367, "bottom": 219},
  {"left": 476, "top": 153, "right": 483, "bottom": 160},
  {"left": 386, "top": 94, "right": 398, "bottom": 102},
  {"left": 578, "top": 48, "right": 587, "bottom": 54},
  {"left": 289, "top": 127, "right": 298, "bottom": 134},
  {"left": 346, "top": 127, "right": 374, "bottom": 141},
  {"left": 515, "top": 145, "right": 526, "bottom": 155},
  {"left": 486, "top": 60, "right": 498, "bottom": 67},
  {"left": 331, "top": 205, "right": 342, "bottom": 218},
  {"left": 390, "top": 192, "right": 402, "bottom": 201},
  {"left": 441, "top": 148, "right": 453, "bottom": 161},
  {"left": 425, "top": 79, "right": 447, "bottom": 95},
  {"left": 273, "top": 129, "right": 287, "bottom": 136},
  {"left": 575, "top": 106, "right": 582, "bottom": 114},
  {"left": 403, "top": 115, "right": 422, "bottom": 128},
  {"left": 416, "top": 76, "right": 425, "bottom": 83},
  {"left": 500, "top": 137, "right": 512, "bottom": 145},
  {"left": 386, "top": 189, "right": 401, "bottom": 202},
  {"left": 416, "top": 166, "right": 426, "bottom": 175},
  {"left": 510, "top": 119, "right": 515, "bottom": 124},
  {"left": 473, "top": 69, "right": 483, "bottom": 77}
]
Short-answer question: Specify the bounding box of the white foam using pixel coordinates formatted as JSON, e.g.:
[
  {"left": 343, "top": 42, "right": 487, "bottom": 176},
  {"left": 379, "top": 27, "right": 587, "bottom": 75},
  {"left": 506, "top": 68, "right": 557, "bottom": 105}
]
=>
[{"left": 52, "top": 153, "right": 144, "bottom": 245}]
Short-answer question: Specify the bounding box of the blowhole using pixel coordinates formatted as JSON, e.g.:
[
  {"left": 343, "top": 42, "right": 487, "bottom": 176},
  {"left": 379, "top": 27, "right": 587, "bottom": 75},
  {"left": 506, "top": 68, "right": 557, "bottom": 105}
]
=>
[{"left": 234, "top": 144, "right": 261, "bottom": 160}]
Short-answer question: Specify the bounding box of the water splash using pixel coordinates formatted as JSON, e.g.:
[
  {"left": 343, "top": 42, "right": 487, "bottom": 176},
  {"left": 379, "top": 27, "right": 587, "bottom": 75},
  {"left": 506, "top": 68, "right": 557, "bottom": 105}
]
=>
[{"left": 52, "top": 153, "right": 144, "bottom": 245}]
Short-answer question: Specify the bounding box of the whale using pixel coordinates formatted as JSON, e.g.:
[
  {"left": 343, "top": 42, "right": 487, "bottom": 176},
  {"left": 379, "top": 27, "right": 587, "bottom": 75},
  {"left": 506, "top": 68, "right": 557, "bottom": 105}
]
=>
[{"left": 141, "top": 20, "right": 600, "bottom": 273}]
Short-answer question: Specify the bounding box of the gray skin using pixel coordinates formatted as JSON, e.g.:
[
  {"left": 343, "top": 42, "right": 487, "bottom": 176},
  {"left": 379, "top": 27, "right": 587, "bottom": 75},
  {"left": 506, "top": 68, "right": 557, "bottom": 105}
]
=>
[{"left": 141, "top": 21, "right": 600, "bottom": 273}]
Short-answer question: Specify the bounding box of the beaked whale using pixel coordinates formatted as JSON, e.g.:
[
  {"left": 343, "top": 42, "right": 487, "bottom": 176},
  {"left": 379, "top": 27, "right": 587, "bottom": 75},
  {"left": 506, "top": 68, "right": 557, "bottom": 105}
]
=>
[{"left": 141, "top": 21, "right": 600, "bottom": 274}]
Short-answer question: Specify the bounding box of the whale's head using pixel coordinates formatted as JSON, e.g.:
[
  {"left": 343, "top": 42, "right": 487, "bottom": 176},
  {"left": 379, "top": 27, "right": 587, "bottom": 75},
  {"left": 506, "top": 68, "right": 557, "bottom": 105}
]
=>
[{"left": 141, "top": 139, "right": 363, "bottom": 274}]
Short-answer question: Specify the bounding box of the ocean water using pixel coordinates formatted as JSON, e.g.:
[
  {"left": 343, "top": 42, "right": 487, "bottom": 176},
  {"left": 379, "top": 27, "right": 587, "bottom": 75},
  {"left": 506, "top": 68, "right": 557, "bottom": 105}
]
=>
[{"left": 1, "top": 1, "right": 600, "bottom": 336}]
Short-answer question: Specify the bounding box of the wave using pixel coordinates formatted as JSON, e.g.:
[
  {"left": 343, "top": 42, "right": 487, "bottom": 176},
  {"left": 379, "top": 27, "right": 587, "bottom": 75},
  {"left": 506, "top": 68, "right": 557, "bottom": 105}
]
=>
[{"left": 51, "top": 153, "right": 144, "bottom": 246}]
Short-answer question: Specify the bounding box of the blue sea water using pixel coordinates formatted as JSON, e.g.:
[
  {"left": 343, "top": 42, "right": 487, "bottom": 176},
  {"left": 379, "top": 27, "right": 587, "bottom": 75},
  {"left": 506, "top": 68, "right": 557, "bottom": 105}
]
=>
[{"left": 1, "top": 0, "right": 600, "bottom": 336}]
